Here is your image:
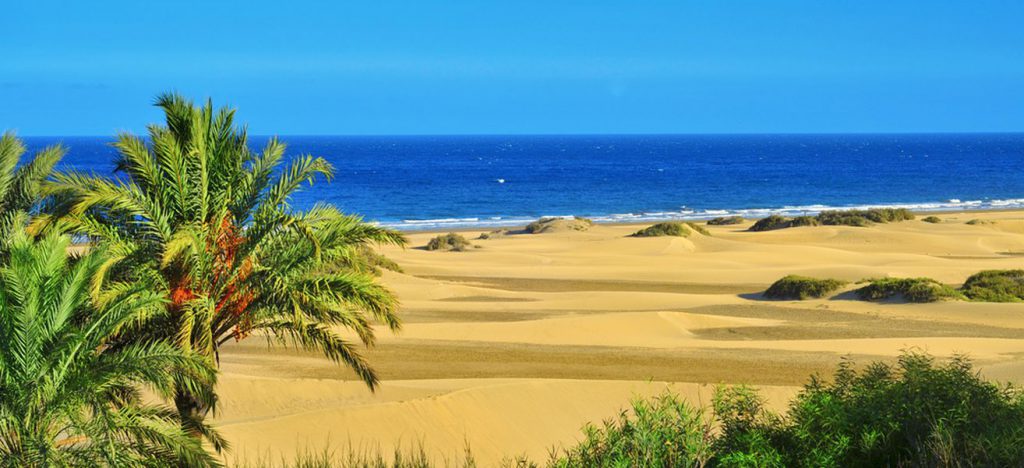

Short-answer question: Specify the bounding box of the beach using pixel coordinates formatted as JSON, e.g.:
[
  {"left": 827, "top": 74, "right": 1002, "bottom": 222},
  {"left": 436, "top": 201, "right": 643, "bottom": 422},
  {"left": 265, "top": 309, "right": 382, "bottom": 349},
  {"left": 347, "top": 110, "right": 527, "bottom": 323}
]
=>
[{"left": 215, "top": 209, "right": 1024, "bottom": 465}]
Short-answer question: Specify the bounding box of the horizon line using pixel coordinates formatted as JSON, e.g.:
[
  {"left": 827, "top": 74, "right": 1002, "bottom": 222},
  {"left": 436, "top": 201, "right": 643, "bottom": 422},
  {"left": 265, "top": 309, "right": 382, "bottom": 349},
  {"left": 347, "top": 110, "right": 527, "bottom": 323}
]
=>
[{"left": 15, "top": 130, "right": 1024, "bottom": 139}]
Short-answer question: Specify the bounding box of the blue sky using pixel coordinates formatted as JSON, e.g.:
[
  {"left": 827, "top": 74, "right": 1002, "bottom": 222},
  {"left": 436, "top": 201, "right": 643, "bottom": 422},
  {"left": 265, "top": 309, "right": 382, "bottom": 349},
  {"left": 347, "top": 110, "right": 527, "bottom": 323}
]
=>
[{"left": 3, "top": 1, "right": 1023, "bottom": 135}]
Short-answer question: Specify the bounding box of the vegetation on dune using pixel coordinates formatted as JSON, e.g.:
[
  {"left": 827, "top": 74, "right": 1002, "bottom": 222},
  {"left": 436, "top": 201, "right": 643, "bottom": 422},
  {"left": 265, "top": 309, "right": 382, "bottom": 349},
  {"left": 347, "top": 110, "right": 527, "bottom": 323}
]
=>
[
  {"left": 707, "top": 215, "right": 744, "bottom": 226},
  {"left": 815, "top": 210, "right": 871, "bottom": 227},
  {"left": 856, "top": 277, "right": 965, "bottom": 303},
  {"left": 552, "top": 352, "right": 1024, "bottom": 467},
  {"left": 921, "top": 215, "right": 942, "bottom": 223},
  {"left": 425, "top": 232, "right": 473, "bottom": 251},
  {"left": 961, "top": 269, "right": 1024, "bottom": 302},
  {"left": 350, "top": 245, "right": 404, "bottom": 274},
  {"left": 550, "top": 392, "right": 714, "bottom": 467},
  {"left": 750, "top": 208, "right": 915, "bottom": 232},
  {"left": 685, "top": 222, "right": 710, "bottom": 236},
  {"left": 0, "top": 226, "right": 217, "bottom": 466},
  {"left": 478, "top": 228, "right": 510, "bottom": 239},
  {"left": 525, "top": 216, "right": 593, "bottom": 234},
  {"left": 631, "top": 222, "right": 690, "bottom": 237},
  {"left": 764, "top": 275, "right": 846, "bottom": 300},
  {"left": 37, "top": 94, "right": 406, "bottom": 450},
  {"left": 966, "top": 218, "right": 994, "bottom": 225},
  {"left": 0, "top": 132, "right": 65, "bottom": 256},
  {"left": 232, "top": 443, "right": 478, "bottom": 468},
  {"left": 748, "top": 214, "right": 792, "bottom": 232},
  {"left": 788, "top": 215, "right": 820, "bottom": 228},
  {"left": 818, "top": 208, "right": 915, "bottom": 226}
]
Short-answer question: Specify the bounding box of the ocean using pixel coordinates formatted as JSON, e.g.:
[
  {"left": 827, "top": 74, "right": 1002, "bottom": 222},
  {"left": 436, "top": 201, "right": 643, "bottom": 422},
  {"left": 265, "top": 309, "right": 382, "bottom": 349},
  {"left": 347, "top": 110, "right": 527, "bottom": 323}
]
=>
[{"left": 22, "top": 134, "right": 1024, "bottom": 231}]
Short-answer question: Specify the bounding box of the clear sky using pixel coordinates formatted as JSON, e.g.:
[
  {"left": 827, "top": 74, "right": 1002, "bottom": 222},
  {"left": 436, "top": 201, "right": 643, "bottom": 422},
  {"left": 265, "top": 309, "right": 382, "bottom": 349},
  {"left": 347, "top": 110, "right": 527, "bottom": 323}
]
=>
[{"left": 3, "top": 1, "right": 1023, "bottom": 136}]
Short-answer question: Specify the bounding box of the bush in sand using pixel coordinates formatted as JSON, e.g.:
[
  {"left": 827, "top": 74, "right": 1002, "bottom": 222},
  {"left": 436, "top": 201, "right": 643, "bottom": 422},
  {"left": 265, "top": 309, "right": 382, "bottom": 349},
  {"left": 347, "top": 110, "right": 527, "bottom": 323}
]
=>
[
  {"left": 751, "top": 208, "right": 915, "bottom": 232},
  {"left": 707, "top": 215, "right": 744, "bottom": 225},
  {"left": 548, "top": 352, "right": 1024, "bottom": 468},
  {"left": 525, "top": 216, "right": 594, "bottom": 234},
  {"left": 921, "top": 215, "right": 942, "bottom": 223},
  {"left": 961, "top": 269, "right": 1024, "bottom": 302},
  {"left": 818, "top": 207, "right": 915, "bottom": 226},
  {"left": 789, "top": 215, "right": 820, "bottom": 228},
  {"left": 764, "top": 275, "right": 847, "bottom": 300},
  {"left": 685, "top": 222, "right": 711, "bottom": 236},
  {"left": 748, "top": 214, "right": 792, "bottom": 232},
  {"left": 478, "top": 228, "right": 510, "bottom": 239},
  {"left": 856, "top": 277, "right": 965, "bottom": 302},
  {"left": 966, "top": 218, "right": 994, "bottom": 225},
  {"left": 632, "top": 222, "right": 690, "bottom": 237},
  {"left": 425, "top": 232, "right": 473, "bottom": 251}
]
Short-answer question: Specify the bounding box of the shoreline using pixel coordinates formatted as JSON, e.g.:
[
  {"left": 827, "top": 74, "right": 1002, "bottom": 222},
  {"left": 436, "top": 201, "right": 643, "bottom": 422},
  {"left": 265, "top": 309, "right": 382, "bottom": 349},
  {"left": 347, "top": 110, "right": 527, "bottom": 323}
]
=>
[{"left": 381, "top": 207, "right": 1024, "bottom": 234}]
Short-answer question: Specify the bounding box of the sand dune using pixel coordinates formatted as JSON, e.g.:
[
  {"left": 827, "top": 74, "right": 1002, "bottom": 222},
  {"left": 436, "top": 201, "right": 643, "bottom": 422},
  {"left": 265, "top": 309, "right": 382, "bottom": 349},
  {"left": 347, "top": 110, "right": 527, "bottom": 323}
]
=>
[{"left": 217, "top": 210, "right": 1024, "bottom": 465}]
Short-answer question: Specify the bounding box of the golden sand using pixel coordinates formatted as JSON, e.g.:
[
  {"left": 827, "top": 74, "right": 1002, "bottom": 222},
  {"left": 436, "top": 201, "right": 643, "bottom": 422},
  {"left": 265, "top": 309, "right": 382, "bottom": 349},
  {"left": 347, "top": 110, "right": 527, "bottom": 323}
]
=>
[{"left": 217, "top": 210, "right": 1024, "bottom": 465}]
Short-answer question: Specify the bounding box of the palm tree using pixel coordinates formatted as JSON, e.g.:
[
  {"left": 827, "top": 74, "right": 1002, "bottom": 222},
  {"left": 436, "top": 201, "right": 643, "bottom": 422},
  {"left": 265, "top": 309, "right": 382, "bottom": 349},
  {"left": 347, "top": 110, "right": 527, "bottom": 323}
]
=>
[
  {"left": 41, "top": 94, "right": 406, "bottom": 440},
  {"left": 0, "top": 223, "right": 218, "bottom": 467},
  {"left": 0, "top": 132, "right": 65, "bottom": 255}
]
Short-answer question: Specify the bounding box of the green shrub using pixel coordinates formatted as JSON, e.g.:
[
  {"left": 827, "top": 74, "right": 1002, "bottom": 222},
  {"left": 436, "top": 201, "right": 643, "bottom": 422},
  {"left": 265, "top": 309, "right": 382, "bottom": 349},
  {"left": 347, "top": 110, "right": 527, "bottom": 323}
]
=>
[
  {"left": 549, "top": 392, "right": 715, "bottom": 468},
  {"left": 764, "top": 275, "right": 846, "bottom": 300},
  {"left": 425, "top": 233, "right": 472, "bottom": 251},
  {"left": 712, "top": 386, "right": 787, "bottom": 467},
  {"left": 478, "top": 229, "right": 510, "bottom": 239},
  {"left": 921, "top": 215, "right": 942, "bottom": 223},
  {"left": 789, "top": 216, "right": 820, "bottom": 228},
  {"left": 749, "top": 215, "right": 792, "bottom": 232},
  {"left": 817, "top": 208, "right": 914, "bottom": 227},
  {"left": 685, "top": 222, "right": 711, "bottom": 236},
  {"left": 525, "top": 217, "right": 593, "bottom": 234},
  {"left": 707, "top": 216, "right": 744, "bottom": 226},
  {"left": 231, "top": 442, "right": 477, "bottom": 468},
  {"left": 961, "top": 269, "right": 1024, "bottom": 302},
  {"left": 816, "top": 210, "right": 872, "bottom": 227},
  {"left": 856, "top": 277, "right": 965, "bottom": 302},
  {"left": 752, "top": 209, "right": 916, "bottom": 232},
  {"left": 353, "top": 246, "right": 403, "bottom": 274},
  {"left": 631, "top": 222, "right": 690, "bottom": 237},
  {"left": 552, "top": 352, "right": 1024, "bottom": 467},
  {"left": 966, "top": 219, "right": 994, "bottom": 225},
  {"left": 774, "top": 353, "right": 1024, "bottom": 467}
]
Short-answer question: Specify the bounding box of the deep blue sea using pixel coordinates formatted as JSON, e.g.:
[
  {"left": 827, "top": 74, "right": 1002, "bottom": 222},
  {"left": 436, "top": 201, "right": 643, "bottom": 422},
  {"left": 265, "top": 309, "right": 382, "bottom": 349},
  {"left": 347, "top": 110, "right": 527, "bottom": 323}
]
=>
[{"left": 23, "top": 134, "right": 1024, "bottom": 231}]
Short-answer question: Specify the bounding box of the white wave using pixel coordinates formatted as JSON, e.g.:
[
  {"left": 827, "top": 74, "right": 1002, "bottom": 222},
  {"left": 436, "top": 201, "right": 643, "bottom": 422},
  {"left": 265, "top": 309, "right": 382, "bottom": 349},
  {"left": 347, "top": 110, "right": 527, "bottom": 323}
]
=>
[{"left": 379, "top": 197, "right": 1024, "bottom": 231}]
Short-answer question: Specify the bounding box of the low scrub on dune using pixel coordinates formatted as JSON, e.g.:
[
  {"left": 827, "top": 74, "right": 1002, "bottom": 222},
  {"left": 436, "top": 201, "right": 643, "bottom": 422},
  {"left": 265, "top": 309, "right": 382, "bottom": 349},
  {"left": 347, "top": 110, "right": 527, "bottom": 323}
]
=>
[
  {"left": 550, "top": 352, "right": 1024, "bottom": 467},
  {"left": 525, "top": 216, "right": 594, "bottom": 234},
  {"left": 707, "top": 215, "right": 744, "bottom": 226},
  {"left": 961, "top": 269, "right": 1024, "bottom": 302},
  {"left": 966, "top": 218, "right": 994, "bottom": 225},
  {"left": 921, "top": 215, "right": 942, "bottom": 223},
  {"left": 788, "top": 215, "right": 820, "bottom": 228},
  {"left": 478, "top": 228, "right": 510, "bottom": 239},
  {"left": 818, "top": 207, "right": 915, "bottom": 226},
  {"left": 232, "top": 443, "right": 478, "bottom": 468},
  {"left": 748, "top": 214, "right": 792, "bottom": 232},
  {"left": 550, "top": 392, "right": 714, "bottom": 468},
  {"left": 685, "top": 222, "right": 711, "bottom": 236},
  {"left": 764, "top": 275, "right": 846, "bottom": 300},
  {"left": 631, "top": 222, "right": 690, "bottom": 237},
  {"left": 345, "top": 245, "right": 403, "bottom": 274},
  {"left": 425, "top": 233, "right": 473, "bottom": 251},
  {"left": 856, "top": 277, "right": 965, "bottom": 302},
  {"left": 815, "top": 210, "right": 872, "bottom": 227},
  {"left": 750, "top": 208, "right": 915, "bottom": 232}
]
